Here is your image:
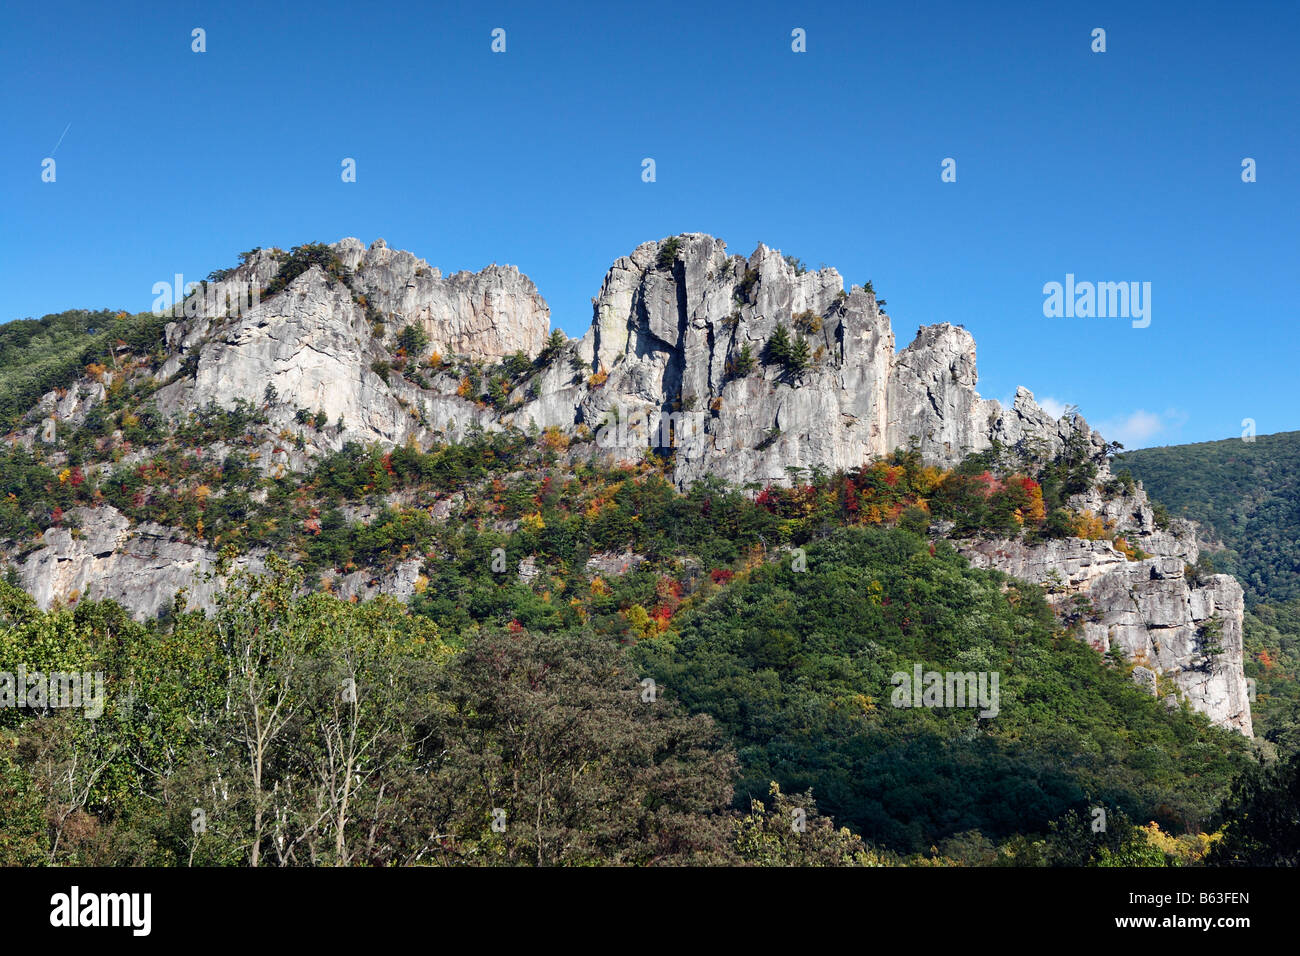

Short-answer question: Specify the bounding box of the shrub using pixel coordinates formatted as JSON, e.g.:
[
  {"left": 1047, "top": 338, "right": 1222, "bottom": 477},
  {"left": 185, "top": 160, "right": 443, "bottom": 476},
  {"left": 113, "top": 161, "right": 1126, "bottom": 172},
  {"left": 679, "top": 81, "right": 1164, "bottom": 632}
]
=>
[
  {"left": 263, "top": 243, "right": 349, "bottom": 298},
  {"left": 503, "top": 351, "right": 531, "bottom": 378},
  {"left": 735, "top": 269, "right": 760, "bottom": 303},
  {"left": 1071, "top": 510, "right": 1110, "bottom": 540},
  {"left": 793, "top": 310, "right": 822, "bottom": 335},
  {"left": 541, "top": 426, "right": 569, "bottom": 451},
  {"left": 898, "top": 505, "right": 931, "bottom": 536},
  {"left": 487, "top": 377, "right": 510, "bottom": 408}
]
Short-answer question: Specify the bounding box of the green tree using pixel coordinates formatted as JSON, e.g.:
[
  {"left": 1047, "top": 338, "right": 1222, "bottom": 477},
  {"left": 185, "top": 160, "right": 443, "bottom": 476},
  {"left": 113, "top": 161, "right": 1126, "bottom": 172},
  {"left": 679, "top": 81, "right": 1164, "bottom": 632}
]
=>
[
  {"left": 765, "top": 323, "right": 792, "bottom": 367},
  {"left": 734, "top": 782, "right": 887, "bottom": 866},
  {"left": 540, "top": 329, "right": 567, "bottom": 364},
  {"left": 423, "top": 628, "right": 738, "bottom": 865},
  {"left": 398, "top": 323, "right": 429, "bottom": 357},
  {"left": 657, "top": 237, "right": 681, "bottom": 269},
  {"left": 1208, "top": 751, "right": 1300, "bottom": 865},
  {"left": 730, "top": 343, "right": 756, "bottom": 377}
]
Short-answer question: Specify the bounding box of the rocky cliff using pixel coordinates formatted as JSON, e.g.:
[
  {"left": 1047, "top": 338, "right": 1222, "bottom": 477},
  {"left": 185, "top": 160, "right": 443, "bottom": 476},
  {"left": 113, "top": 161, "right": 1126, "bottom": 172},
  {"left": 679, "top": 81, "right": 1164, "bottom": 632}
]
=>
[
  {"left": 6, "top": 234, "right": 1252, "bottom": 734},
  {"left": 511, "top": 234, "right": 1103, "bottom": 489},
  {"left": 148, "top": 239, "right": 544, "bottom": 455},
  {"left": 122, "top": 233, "right": 1097, "bottom": 481},
  {"left": 18, "top": 506, "right": 264, "bottom": 621},
  {"left": 957, "top": 475, "right": 1254, "bottom": 735}
]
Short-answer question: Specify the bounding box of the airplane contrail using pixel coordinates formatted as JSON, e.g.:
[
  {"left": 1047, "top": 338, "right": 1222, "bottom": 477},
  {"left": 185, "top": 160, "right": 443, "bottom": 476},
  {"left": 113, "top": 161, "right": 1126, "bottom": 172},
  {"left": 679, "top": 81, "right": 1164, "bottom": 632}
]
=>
[{"left": 50, "top": 122, "right": 71, "bottom": 154}]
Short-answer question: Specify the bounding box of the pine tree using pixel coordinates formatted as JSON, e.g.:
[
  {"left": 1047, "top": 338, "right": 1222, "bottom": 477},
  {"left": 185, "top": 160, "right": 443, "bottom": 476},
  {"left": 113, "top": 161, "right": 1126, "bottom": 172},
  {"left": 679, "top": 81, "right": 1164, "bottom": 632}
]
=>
[
  {"left": 765, "top": 323, "right": 792, "bottom": 367},
  {"left": 732, "top": 343, "right": 756, "bottom": 377},
  {"left": 786, "top": 335, "right": 810, "bottom": 375}
]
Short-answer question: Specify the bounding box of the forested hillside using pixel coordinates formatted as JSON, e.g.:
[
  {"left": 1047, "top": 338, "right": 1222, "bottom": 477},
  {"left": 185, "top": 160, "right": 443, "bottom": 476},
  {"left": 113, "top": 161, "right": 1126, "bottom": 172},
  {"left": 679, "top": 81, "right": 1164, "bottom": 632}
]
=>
[
  {"left": 633, "top": 526, "right": 1252, "bottom": 859},
  {"left": 2, "top": 301, "right": 1296, "bottom": 865},
  {"left": 0, "top": 525, "right": 1261, "bottom": 866},
  {"left": 0, "top": 308, "right": 170, "bottom": 431}
]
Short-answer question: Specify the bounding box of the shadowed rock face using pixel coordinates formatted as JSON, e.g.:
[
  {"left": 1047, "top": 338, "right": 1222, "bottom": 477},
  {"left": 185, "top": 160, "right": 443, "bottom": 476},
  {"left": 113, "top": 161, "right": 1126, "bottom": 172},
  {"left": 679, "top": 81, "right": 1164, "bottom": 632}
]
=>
[{"left": 9, "top": 233, "right": 1252, "bottom": 733}]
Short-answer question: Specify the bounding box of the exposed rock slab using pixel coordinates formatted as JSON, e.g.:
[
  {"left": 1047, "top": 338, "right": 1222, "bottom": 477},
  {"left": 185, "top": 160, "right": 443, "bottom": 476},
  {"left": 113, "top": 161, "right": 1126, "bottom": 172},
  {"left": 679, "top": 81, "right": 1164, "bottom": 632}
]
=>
[{"left": 17, "top": 507, "right": 262, "bottom": 621}]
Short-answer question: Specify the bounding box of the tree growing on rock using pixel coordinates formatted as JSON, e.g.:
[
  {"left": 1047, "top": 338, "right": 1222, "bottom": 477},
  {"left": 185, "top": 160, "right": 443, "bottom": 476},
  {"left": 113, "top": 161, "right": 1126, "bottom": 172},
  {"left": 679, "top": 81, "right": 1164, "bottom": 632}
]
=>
[
  {"left": 764, "top": 323, "right": 810, "bottom": 377},
  {"left": 397, "top": 323, "right": 429, "bottom": 357}
]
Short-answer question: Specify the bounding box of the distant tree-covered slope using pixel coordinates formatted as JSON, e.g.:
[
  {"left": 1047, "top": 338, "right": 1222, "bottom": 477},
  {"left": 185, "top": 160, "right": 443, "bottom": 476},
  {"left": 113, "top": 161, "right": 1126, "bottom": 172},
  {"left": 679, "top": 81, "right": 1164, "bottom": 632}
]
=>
[
  {"left": 0, "top": 308, "right": 168, "bottom": 431},
  {"left": 1116, "top": 431, "right": 1300, "bottom": 606},
  {"left": 1244, "top": 600, "right": 1300, "bottom": 757}
]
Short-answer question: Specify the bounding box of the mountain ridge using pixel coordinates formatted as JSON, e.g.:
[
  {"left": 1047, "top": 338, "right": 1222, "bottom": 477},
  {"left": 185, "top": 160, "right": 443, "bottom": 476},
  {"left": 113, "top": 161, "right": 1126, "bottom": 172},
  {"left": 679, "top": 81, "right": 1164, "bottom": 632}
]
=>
[{"left": 0, "top": 234, "right": 1254, "bottom": 734}]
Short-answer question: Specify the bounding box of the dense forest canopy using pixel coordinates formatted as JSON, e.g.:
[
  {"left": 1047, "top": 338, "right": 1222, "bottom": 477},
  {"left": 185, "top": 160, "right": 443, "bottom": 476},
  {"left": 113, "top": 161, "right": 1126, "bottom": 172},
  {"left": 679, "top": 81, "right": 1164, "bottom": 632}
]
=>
[
  {"left": 633, "top": 526, "right": 1253, "bottom": 856},
  {"left": 0, "top": 309, "right": 172, "bottom": 432}
]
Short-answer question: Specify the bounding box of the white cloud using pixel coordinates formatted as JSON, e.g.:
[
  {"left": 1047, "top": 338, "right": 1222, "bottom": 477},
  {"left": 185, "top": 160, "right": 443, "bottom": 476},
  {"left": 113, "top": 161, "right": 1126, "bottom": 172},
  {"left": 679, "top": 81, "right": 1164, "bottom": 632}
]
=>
[
  {"left": 1036, "top": 396, "right": 1069, "bottom": 420},
  {"left": 995, "top": 396, "right": 1186, "bottom": 450},
  {"left": 1096, "top": 409, "right": 1169, "bottom": 448}
]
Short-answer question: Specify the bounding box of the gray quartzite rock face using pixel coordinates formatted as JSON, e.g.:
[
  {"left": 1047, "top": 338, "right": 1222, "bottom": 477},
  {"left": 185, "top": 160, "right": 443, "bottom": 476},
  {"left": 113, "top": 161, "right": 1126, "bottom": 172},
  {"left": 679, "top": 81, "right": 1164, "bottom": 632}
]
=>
[
  {"left": 334, "top": 237, "right": 551, "bottom": 362},
  {"left": 192, "top": 265, "right": 412, "bottom": 447},
  {"left": 507, "top": 234, "right": 1104, "bottom": 489},
  {"left": 154, "top": 242, "right": 514, "bottom": 461},
  {"left": 68, "top": 233, "right": 1098, "bottom": 491},
  {"left": 17, "top": 507, "right": 264, "bottom": 621}
]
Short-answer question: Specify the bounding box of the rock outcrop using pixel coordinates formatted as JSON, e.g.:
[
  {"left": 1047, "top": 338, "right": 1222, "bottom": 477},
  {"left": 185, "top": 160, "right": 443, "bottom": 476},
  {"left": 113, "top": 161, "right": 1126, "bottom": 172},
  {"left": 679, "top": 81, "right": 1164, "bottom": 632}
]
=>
[
  {"left": 334, "top": 237, "right": 550, "bottom": 361},
  {"left": 957, "top": 474, "right": 1254, "bottom": 735},
  {"left": 150, "top": 241, "right": 514, "bottom": 456},
  {"left": 16, "top": 507, "right": 263, "bottom": 621},
  {"left": 137, "top": 233, "right": 1099, "bottom": 485},
  {"left": 509, "top": 234, "right": 1104, "bottom": 489}
]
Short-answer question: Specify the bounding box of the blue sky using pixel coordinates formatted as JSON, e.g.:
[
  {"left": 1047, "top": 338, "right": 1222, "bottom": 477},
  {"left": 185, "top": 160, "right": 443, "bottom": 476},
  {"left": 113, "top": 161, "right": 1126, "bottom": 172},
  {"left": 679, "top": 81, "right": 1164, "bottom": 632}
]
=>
[{"left": 2, "top": 0, "right": 1296, "bottom": 449}]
